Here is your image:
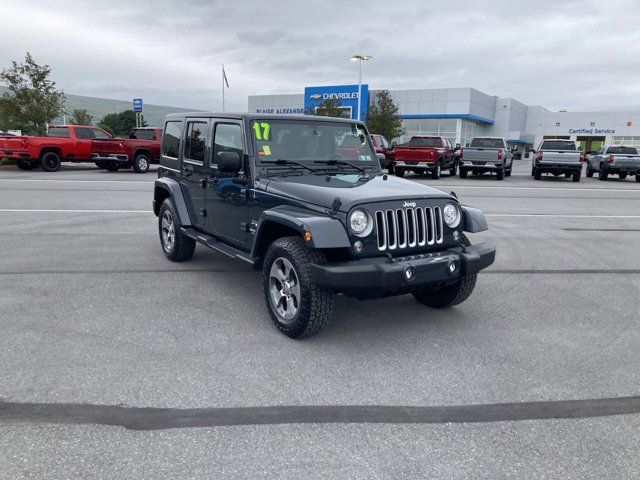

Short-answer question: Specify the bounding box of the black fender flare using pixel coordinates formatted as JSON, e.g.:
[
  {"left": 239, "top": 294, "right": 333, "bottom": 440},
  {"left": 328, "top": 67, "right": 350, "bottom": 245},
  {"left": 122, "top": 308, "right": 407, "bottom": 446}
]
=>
[
  {"left": 251, "top": 206, "right": 351, "bottom": 258},
  {"left": 153, "top": 178, "right": 193, "bottom": 226},
  {"left": 461, "top": 205, "right": 488, "bottom": 233}
]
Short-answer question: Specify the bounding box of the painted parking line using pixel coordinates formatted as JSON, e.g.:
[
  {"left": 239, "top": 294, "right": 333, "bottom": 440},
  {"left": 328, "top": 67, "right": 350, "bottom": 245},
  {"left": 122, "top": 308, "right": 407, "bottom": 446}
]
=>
[
  {"left": 1, "top": 209, "right": 639, "bottom": 218},
  {"left": 486, "top": 213, "right": 640, "bottom": 218},
  {"left": 434, "top": 184, "right": 640, "bottom": 193},
  {"left": 0, "top": 209, "right": 150, "bottom": 213},
  {"left": 0, "top": 178, "right": 151, "bottom": 184}
]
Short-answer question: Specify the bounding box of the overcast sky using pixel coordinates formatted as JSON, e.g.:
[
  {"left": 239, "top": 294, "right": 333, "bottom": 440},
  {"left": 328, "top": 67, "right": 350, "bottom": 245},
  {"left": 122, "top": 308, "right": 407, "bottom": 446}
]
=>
[{"left": 2, "top": 0, "right": 640, "bottom": 112}]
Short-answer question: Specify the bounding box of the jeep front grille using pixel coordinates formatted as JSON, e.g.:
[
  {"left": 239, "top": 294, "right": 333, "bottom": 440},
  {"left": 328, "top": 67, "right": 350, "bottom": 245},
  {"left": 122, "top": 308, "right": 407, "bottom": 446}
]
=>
[{"left": 375, "top": 207, "right": 444, "bottom": 251}]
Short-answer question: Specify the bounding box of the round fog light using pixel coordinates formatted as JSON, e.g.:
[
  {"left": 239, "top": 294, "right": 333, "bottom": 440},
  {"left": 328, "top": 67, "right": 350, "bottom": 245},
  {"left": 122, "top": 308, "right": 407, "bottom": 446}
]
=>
[
  {"left": 353, "top": 240, "right": 364, "bottom": 253},
  {"left": 404, "top": 266, "right": 416, "bottom": 281}
]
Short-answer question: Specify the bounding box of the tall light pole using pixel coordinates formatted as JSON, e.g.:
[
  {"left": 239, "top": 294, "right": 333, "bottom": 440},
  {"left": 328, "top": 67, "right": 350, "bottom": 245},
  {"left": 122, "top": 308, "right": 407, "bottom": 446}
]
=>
[{"left": 350, "top": 55, "right": 372, "bottom": 121}]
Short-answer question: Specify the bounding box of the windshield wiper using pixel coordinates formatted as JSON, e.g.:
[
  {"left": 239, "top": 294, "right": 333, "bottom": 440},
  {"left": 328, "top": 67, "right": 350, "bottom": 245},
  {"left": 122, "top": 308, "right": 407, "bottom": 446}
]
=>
[
  {"left": 313, "top": 159, "right": 368, "bottom": 175},
  {"left": 261, "top": 159, "right": 316, "bottom": 173}
]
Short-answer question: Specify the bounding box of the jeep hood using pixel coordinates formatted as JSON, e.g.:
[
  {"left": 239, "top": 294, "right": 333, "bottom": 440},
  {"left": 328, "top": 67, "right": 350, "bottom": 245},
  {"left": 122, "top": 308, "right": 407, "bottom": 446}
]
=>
[{"left": 259, "top": 174, "right": 452, "bottom": 212}]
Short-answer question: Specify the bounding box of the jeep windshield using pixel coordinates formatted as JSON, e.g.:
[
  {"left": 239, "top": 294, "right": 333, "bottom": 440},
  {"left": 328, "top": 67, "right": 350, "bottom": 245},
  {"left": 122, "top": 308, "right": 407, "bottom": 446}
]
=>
[{"left": 252, "top": 119, "right": 376, "bottom": 169}]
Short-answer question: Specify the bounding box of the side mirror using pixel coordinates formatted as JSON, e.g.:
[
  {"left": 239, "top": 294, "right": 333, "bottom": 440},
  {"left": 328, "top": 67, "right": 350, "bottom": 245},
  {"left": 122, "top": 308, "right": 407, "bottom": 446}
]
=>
[
  {"left": 391, "top": 141, "right": 398, "bottom": 147},
  {"left": 218, "top": 151, "right": 242, "bottom": 173}
]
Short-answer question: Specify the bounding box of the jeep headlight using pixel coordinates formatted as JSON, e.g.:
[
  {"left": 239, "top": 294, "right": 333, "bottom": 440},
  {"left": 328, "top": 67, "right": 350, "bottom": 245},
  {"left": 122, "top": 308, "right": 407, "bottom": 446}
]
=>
[
  {"left": 443, "top": 203, "right": 461, "bottom": 228},
  {"left": 349, "top": 209, "right": 372, "bottom": 237}
]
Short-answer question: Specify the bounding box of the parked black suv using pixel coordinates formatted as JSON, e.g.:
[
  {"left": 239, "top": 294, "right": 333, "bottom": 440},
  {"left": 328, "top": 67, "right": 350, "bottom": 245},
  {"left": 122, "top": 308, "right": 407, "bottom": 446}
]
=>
[{"left": 153, "top": 114, "right": 495, "bottom": 338}]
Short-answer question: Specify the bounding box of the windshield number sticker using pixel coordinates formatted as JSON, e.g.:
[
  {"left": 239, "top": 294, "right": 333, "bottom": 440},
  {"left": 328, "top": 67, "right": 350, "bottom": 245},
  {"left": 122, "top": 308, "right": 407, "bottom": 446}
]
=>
[{"left": 253, "top": 122, "right": 271, "bottom": 141}]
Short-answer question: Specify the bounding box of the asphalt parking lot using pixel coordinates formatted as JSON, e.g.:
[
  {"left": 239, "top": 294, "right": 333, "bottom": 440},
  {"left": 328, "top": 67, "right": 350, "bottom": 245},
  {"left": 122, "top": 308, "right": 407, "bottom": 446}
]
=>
[{"left": 1, "top": 160, "right": 639, "bottom": 479}]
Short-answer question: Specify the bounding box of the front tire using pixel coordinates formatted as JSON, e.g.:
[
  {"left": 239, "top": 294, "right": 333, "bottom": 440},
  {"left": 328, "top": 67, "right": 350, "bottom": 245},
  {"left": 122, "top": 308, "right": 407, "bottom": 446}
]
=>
[
  {"left": 586, "top": 165, "right": 594, "bottom": 177},
  {"left": 262, "top": 236, "right": 334, "bottom": 338},
  {"left": 40, "top": 151, "right": 61, "bottom": 172},
  {"left": 432, "top": 161, "right": 441, "bottom": 179},
  {"left": 158, "top": 198, "right": 195, "bottom": 262},
  {"left": 395, "top": 168, "right": 405, "bottom": 178},
  {"left": 133, "top": 153, "right": 150, "bottom": 173}
]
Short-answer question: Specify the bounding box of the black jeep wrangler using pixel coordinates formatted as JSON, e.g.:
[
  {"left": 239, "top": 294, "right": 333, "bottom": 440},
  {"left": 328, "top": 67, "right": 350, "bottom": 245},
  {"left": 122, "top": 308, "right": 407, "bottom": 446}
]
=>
[{"left": 153, "top": 113, "right": 495, "bottom": 338}]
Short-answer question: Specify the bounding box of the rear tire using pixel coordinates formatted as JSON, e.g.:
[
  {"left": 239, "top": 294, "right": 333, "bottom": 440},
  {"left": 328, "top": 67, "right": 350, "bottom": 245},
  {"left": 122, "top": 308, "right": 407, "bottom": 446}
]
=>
[
  {"left": 104, "top": 162, "right": 120, "bottom": 172},
  {"left": 636, "top": 174, "right": 640, "bottom": 182},
  {"left": 262, "top": 236, "right": 334, "bottom": 339},
  {"left": 16, "top": 159, "right": 35, "bottom": 170},
  {"left": 572, "top": 170, "right": 581, "bottom": 182},
  {"left": 619, "top": 173, "right": 627, "bottom": 180},
  {"left": 505, "top": 165, "right": 512, "bottom": 177},
  {"left": 158, "top": 198, "right": 195, "bottom": 262},
  {"left": 534, "top": 167, "right": 541, "bottom": 180},
  {"left": 496, "top": 166, "right": 504, "bottom": 180},
  {"left": 459, "top": 168, "right": 468, "bottom": 178},
  {"left": 599, "top": 164, "right": 608, "bottom": 181},
  {"left": 586, "top": 165, "right": 594, "bottom": 177},
  {"left": 395, "top": 168, "right": 405, "bottom": 178},
  {"left": 95, "top": 161, "right": 106, "bottom": 169},
  {"left": 40, "top": 151, "right": 61, "bottom": 172},
  {"left": 132, "top": 153, "right": 150, "bottom": 173},
  {"left": 449, "top": 162, "right": 457, "bottom": 176}
]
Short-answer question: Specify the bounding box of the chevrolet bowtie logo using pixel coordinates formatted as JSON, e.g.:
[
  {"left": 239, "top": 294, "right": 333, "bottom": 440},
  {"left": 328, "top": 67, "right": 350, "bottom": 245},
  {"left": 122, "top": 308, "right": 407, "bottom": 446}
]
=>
[{"left": 309, "top": 93, "right": 322, "bottom": 100}]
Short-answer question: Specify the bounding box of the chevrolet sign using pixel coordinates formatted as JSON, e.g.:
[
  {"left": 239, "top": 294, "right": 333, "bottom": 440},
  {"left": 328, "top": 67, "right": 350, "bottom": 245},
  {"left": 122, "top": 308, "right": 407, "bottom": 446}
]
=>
[{"left": 309, "top": 93, "right": 322, "bottom": 100}]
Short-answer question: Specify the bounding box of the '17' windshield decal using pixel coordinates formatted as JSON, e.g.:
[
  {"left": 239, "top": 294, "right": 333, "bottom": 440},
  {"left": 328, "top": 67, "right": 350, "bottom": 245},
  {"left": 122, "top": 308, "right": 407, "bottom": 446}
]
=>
[{"left": 253, "top": 122, "right": 271, "bottom": 141}]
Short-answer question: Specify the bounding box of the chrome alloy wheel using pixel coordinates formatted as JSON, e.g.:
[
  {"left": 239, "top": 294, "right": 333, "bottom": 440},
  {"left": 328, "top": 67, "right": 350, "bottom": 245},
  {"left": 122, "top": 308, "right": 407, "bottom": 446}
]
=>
[
  {"left": 268, "top": 257, "right": 301, "bottom": 324},
  {"left": 161, "top": 210, "right": 175, "bottom": 251}
]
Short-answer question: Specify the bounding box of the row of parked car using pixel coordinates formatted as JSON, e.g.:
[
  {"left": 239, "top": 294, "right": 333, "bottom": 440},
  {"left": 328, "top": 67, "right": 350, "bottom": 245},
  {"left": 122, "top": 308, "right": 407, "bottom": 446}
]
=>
[
  {"left": 0, "top": 125, "right": 162, "bottom": 173},
  {"left": 371, "top": 134, "right": 640, "bottom": 183}
]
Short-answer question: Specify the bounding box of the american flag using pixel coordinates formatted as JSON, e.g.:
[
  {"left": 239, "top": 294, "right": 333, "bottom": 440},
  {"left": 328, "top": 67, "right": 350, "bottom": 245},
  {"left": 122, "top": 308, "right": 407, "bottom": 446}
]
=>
[{"left": 222, "top": 65, "right": 230, "bottom": 88}]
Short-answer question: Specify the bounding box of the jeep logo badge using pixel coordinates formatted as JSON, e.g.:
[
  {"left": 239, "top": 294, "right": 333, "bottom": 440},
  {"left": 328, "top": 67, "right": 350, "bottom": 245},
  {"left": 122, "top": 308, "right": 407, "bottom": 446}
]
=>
[{"left": 403, "top": 201, "right": 417, "bottom": 208}]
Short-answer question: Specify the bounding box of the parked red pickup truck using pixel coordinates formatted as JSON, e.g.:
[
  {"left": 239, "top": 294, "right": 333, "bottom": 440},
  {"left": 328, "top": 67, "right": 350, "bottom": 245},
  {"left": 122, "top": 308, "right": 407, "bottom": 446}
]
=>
[
  {"left": 0, "top": 125, "right": 126, "bottom": 172},
  {"left": 93, "top": 127, "right": 163, "bottom": 173},
  {"left": 370, "top": 134, "right": 394, "bottom": 171},
  {"left": 392, "top": 135, "right": 458, "bottom": 179},
  {"left": 0, "top": 125, "right": 162, "bottom": 173}
]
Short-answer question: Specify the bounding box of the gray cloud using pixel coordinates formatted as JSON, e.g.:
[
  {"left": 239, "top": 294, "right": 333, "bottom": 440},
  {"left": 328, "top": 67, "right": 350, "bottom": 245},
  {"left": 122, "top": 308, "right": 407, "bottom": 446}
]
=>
[{"left": 1, "top": 0, "right": 639, "bottom": 112}]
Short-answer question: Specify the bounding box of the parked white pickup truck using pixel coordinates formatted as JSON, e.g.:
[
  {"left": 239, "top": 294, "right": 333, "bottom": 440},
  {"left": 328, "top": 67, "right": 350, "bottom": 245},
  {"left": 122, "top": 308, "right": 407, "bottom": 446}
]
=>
[
  {"left": 459, "top": 137, "right": 515, "bottom": 180},
  {"left": 586, "top": 145, "right": 640, "bottom": 182},
  {"left": 531, "top": 139, "right": 584, "bottom": 182}
]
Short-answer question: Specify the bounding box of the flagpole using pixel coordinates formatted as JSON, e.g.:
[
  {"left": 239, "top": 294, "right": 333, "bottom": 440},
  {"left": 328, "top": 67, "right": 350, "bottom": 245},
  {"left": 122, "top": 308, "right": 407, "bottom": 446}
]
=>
[{"left": 222, "top": 64, "right": 225, "bottom": 113}]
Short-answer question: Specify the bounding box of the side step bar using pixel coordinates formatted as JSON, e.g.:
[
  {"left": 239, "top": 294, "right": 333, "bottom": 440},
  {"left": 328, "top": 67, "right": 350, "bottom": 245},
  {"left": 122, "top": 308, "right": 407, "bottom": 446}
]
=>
[{"left": 181, "top": 227, "right": 255, "bottom": 265}]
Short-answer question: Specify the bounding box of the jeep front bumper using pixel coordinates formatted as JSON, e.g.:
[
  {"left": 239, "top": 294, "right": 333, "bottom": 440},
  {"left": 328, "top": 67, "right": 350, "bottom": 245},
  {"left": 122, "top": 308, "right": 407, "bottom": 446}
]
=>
[{"left": 310, "top": 242, "right": 495, "bottom": 295}]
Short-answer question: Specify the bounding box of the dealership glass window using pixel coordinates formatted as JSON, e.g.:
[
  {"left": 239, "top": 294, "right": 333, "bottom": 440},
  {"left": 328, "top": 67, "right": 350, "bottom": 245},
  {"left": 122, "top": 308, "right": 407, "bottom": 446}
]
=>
[
  {"left": 162, "top": 121, "right": 183, "bottom": 158},
  {"left": 397, "top": 118, "right": 459, "bottom": 145},
  {"left": 613, "top": 136, "right": 640, "bottom": 147},
  {"left": 183, "top": 121, "right": 207, "bottom": 163}
]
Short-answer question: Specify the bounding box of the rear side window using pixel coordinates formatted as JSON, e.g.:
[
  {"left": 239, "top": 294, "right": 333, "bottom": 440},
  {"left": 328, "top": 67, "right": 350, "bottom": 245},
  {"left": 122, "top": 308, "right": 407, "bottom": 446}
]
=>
[
  {"left": 74, "top": 128, "right": 93, "bottom": 139},
  {"left": 47, "top": 127, "right": 70, "bottom": 137},
  {"left": 183, "top": 122, "right": 208, "bottom": 163},
  {"left": 607, "top": 146, "right": 638, "bottom": 155},
  {"left": 213, "top": 123, "right": 244, "bottom": 166},
  {"left": 162, "top": 121, "right": 183, "bottom": 158},
  {"left": 131, "top": 129, "right": 156, "bottom": 140}
]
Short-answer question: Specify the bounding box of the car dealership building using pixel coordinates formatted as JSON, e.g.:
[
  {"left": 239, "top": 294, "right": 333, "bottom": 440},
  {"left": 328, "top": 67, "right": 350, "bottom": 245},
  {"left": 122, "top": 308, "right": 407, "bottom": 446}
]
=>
[{"left": 248, "top": 85, "right": 640, "bottom": 154}]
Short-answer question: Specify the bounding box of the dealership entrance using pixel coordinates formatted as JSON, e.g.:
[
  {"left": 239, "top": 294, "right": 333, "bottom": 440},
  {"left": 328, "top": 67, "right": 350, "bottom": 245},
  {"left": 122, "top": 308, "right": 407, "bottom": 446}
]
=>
[{"left": 576, "top": 136, "right": 606, "bottom": 154}]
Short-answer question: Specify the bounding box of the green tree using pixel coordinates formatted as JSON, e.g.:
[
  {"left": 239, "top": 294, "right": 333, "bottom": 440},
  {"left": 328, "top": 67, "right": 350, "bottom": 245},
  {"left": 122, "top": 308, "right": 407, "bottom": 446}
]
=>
[
  {"left": 308, "top": 98, "right": 349, "bottom": 118},
  {"left": 98, "top": 110, "right": 147, "bottom": 136},
  {"left": 0, "top": 52, "right": 65, "bottom": 135},
  {"left": 69, "top": 108, "right": 93, "bottom": 126},
  {"left": 365, "top": 90, "right": 405, "bottom": 141}
]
